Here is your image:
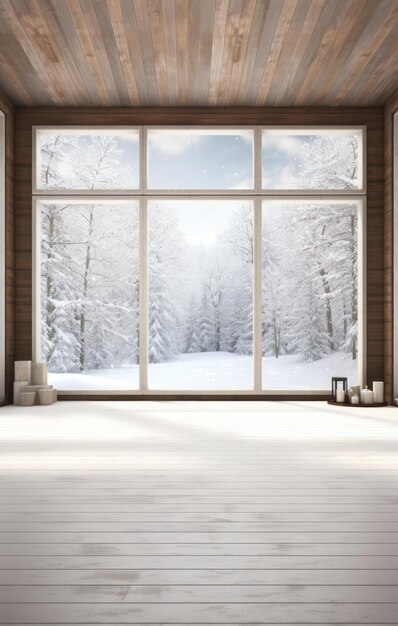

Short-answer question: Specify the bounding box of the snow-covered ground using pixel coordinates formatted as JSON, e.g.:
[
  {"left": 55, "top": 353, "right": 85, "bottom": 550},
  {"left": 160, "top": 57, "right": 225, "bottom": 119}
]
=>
[
  {"left": 262, "top": 351, "right": 357, "bottom": 390},
  {"left": 48, "top": 350, "right": 357, "bottom": 391}
]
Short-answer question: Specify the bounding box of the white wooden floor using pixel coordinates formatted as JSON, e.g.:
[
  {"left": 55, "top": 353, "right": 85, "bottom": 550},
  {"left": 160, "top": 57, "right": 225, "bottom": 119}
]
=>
[{"left": 0, "top": 400, "right": 398, "bottom": 624}]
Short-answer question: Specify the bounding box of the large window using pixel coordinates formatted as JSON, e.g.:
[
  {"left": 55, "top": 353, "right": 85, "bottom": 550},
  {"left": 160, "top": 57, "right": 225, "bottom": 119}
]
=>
[{"left": 33, "top": 126, "right": 365, "bottom": 394}]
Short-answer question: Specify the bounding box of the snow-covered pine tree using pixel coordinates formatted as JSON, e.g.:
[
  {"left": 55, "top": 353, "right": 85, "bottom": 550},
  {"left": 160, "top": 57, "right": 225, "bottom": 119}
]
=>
[
  {"left": 186, "top": 329, "right": 201, "bottom": 354},
  {"left": 148, "top": 206, "right": 184, "bottom": 363},
  {"left": 184, "top": 298, "right": 201, "bottom": 353},
  {"left": 41, "top": 204, "right": 81, "bottom": 372},
  {"left": 262, "top": 261, "right": 289, "bottom": 358},
  {"left": 198, "top": 285, "right": 215, "bottom": 352},
  {"left": 205, "top": 256, "right": 225, "bottom": 352},
  {"left": 261, "top": 208, "right": 295, "bottom": 359},
  {"left": 234, "top": 294, "right": 253, "bottom": 355},
  {"left": 148, "top": 287, "right": 176, "bottom": 363},
  {"left": 221, "top": 205, "right": 253, "bottom": 355},
  {"left": 292, "top": 271, "right": 331, "bottom": 362}
]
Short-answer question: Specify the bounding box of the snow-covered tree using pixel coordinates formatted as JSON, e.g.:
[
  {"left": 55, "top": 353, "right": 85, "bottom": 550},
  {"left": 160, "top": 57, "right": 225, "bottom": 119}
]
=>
[
  {"left": 298, "top": 135, "right": 358, "bottom": 190},
  {"left": 198, "top": 286, "right": 215, "bottom": 352},
  {"left": 148, "top": 206, "right": 184, "bottom": 363},
  {"left": 292, "top": 271, "right": 331, "bottom": 362}
]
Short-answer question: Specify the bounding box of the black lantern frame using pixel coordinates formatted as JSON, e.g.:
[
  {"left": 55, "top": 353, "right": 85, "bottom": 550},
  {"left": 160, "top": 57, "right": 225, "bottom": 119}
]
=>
[{"left": 331, "top": 377, "right": 348, "bottom": 400}]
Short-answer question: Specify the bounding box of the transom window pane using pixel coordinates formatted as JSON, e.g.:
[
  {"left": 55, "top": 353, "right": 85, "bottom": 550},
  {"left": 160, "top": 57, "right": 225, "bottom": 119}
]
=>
[
  {"left": 37, "top": 129, "right": 139, "bottom": 190},
  {"left": 40, "top": 201, "right": 139, "bottom": 390},
  {"left": 148, "top": 200, "right": 254, "bottom": 389},
  {"left": 262, "top": 200, "right": 359, "bottom": 390},
  {"left": 262, "top": 129, "right": 362, "bottom": 190},
  {"left": 147, "top": 129, "right": 254, "bottom": 190}
]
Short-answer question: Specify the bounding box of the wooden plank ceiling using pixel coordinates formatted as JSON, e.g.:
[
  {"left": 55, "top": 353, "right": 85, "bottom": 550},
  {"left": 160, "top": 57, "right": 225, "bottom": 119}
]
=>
[{"left": 0, "top": 0, "right": 397, "bottom": 107}]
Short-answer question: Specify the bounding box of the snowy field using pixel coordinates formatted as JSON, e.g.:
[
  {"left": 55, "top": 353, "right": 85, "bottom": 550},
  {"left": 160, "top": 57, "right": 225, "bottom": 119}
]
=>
[{"left": 49, "top": 351, "right": 357, "bottom": 391}]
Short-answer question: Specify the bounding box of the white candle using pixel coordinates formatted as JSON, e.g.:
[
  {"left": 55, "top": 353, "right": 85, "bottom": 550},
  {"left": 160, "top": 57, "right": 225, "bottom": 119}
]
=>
[
  {"left": 14, "top": 361, "right": 31, "bottom": 384},
  {"left": 32, "top": 363, "right": 48, "bottom": 386},
  {"left": 373, "top": 381, "right": 384, "bottom": 404},
  {"left": 336, "top": 389, "right": 345, "bottom": 403},
  {"left": 348, "top": 385, "right": 360, "bottom": 398},
  {"left": 361, "top": 387, "right": 374, "bottom": 405},
  {"left": 13, "top": 381, "right": 28, "bottom": 405},
  {"left": 351, "top": 394, "right": 359, "bottom": 405}
]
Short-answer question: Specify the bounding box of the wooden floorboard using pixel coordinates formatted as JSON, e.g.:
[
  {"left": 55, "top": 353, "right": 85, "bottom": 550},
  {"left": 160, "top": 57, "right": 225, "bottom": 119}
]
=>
[{"left": 0, "top": 400, "right": 398, "bottom": 624}]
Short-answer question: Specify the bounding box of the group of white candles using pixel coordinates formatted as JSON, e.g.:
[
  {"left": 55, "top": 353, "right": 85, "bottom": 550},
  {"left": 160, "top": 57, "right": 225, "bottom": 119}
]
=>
[{"left": 335, "top": 381, "right": 384, "bottom": 405}]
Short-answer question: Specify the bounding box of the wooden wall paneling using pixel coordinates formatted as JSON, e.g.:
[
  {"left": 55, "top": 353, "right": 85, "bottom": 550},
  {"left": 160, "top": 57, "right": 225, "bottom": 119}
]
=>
[
  {"left": 384, "top": 90, "right": 398, "bottom": 404},
  {"left": 14, "top": 106, "right": 384, "bottom": 399},
  {"left": 0, "top": 87, "right": 14, "bottom": 405}
]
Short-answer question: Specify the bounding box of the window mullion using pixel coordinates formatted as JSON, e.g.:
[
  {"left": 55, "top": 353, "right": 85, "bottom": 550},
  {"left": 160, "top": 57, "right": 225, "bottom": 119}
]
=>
[
  {"left": 254, "top": 196, "right": 262, "bottom": 392},
  {"left": 139, "top": 197, "right": 148, "bottom": 392}
]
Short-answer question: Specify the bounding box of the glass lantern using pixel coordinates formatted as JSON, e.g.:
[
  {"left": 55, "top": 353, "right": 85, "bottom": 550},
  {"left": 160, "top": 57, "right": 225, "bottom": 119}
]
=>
[{"left": 331, "top": 377, "right": 348, "bottom": 401}]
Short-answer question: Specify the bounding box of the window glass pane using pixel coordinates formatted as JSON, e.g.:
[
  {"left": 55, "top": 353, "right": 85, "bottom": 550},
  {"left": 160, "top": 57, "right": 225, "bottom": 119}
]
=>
[
  {"left": 147, "top": 129, "right": 254, "bottom": 190},
  {"left": 262, "top": 129, "right": 362, "bottom": 190},
  {"left": 40, "top": 202, "right": 139, "bottom": 390},
  {"left": 37, "top": 130, "right": 139, "bottom": 190},
  {"left": 262, "top": 200, "right": 359, "bottom": 390},
  {"left": 148, "top": 200, "right": 253, "bottom": 389}
]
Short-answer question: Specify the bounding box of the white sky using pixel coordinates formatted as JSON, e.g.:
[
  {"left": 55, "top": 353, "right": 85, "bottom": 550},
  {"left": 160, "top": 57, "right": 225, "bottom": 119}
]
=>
[{"left": 149, "top": 200, "right": 252, "bottom": 246}]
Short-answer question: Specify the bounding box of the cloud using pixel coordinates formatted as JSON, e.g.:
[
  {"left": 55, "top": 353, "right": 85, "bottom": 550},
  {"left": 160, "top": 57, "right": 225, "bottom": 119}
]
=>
[
  {"left": 149, "top": 134, "right": 202, "bottom": 155},
  {"left": 262, "top": 164, "right": 298, "bottom": 189},
  {"left": 263, "top": 134, "right": 303, "bottom": 156},
  {"left": 230, "top": 176, "right": 253, "bottom": 190}
]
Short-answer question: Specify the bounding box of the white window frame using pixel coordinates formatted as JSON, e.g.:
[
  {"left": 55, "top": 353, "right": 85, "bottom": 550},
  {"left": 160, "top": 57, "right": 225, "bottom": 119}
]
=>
[{"left": 32, "top": 126, "right": 366, "bottom": 395}]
